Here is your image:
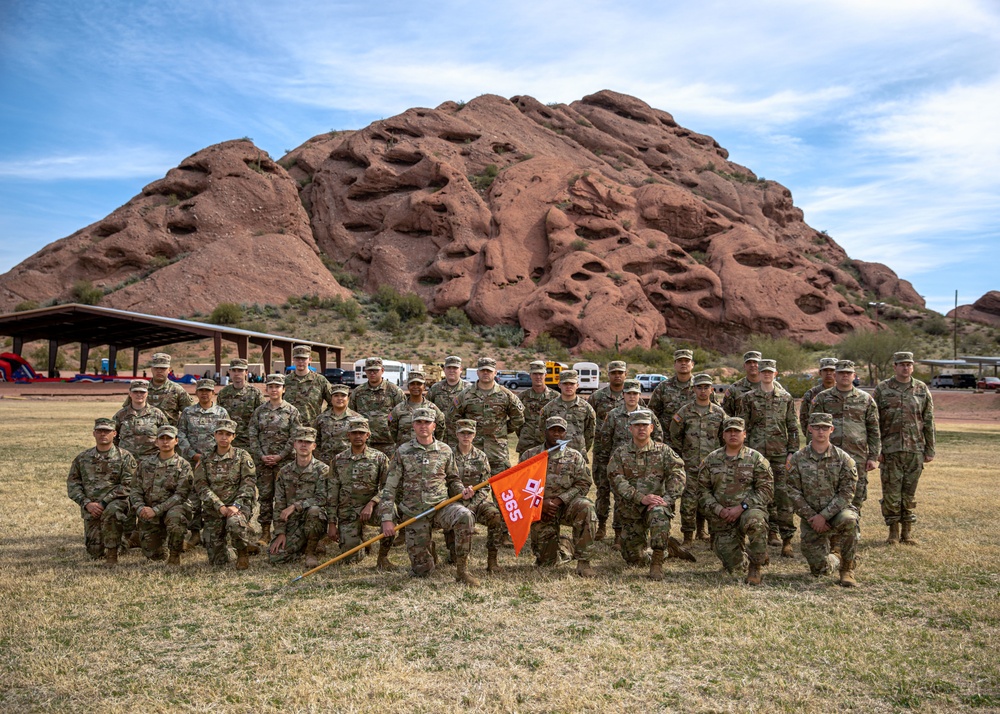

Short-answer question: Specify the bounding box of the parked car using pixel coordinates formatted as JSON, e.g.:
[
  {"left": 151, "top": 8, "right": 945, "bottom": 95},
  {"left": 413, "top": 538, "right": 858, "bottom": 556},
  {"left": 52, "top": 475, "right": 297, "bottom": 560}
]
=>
[
  {"left": 637, "top": 373, "right": 668, "bottom": 391},
  {"left": 497, "top": 371, "right": 532, "bottom": 390},
  {"left": 977, "top": 376, "right": 1000, "bottom": 390},
  {"left": 323, "top": 368, "right": 356, "bottom": 387}
]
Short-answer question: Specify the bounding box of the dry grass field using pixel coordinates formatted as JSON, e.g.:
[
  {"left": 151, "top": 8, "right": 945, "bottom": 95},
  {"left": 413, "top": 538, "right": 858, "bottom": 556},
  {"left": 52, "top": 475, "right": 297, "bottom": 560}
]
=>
[{"left": 1, "top": 398, "right": 998, "bottom": 713}]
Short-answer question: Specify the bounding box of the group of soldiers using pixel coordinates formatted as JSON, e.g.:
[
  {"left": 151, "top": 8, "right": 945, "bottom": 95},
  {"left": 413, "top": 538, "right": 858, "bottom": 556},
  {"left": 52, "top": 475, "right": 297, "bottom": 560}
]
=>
[{"left": 67, "top": 344, "right": 934, "bottom": 588}]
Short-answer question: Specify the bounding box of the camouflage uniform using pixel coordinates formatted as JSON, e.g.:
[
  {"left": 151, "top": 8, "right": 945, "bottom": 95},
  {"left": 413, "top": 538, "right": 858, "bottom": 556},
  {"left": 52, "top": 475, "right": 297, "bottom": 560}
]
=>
[
  {"left": 349, "top": 379, "right": 406, "bottom": 456},
  {"left": 177, "top": 403, "right": 230, "bottom": 462},
  {"left": 194, "top": 447, "right": 257, "bottom": 566},
  {"left": 455, "top": 443, "right": 505, "bottom": 551},
  {"left": 594, "top": 406, "right": 664, "bottom": 529},
  {"left": 721, "top": 377, "right": 756, "bottom": 418},
  {"left": 248, "top": 400, "right": 301, "bottom": 526},
  {"left": 650, "top": 375, "right": 720, "bottom": 425},
  {"left": 538, "top": 396, "right": 597, "bottom": 456},
  {"left": 608, "top": 440, "right": 686, "bottom": 564},
  {"left": 810, "top": 386, "right": 880, "bottom": 510},
  {"left": 270, "top": 456, "right": 329, "bottom": 564},
  {"left": 314, "top": 408, "right": 363, "bottom": 465},
  {"left": 698, "top": 445, "right": 774, "bottom": 574},
  {"left": 113, "top": 404, "right": 169, "bottom": 459},
  {"left": 668, "top": 402, "right": 725, "bottom": 535},
  {"left": 330, "top": 445, "right": 392, "bottom": 560},
  {"left": 737, "top": 384, "right": 800, "bottom": 540},
  {"left": 145, "top": 379, "right": 194, "bottom": 426},
  {"left": 389, "top": 399, "right": 447, "bottom": 448},
  {"left": 873, "top": 375, "right": 935, "bottom": 525},
  {"left": 799, "top": 382, "right": 833, "bottom": 435},
  {"left": 67, "top": 444, "right": 137, "bottom": 558},
  {"left": 217, "top": 383, "right": 265, "bottom": 451},
  {"left": 519, "top": 444, "right": 596, "bottom": 565},
  {"left": 588, "top": 386, "right": 625, "bottom": 427},
  {"left": 379, "top": 438, "right": 474, "bottom": 576},
  {"left": 284, "top": 370, "right": 335, "bottom": 424},
  {"left": 428, "top": 378, "right": 471, "bottom": 447},
  {"left": 515, "top": 386, "right": 557, "bottom": 456},
  {"left": 130, "top": 453, "right": 194, "bottom": 559},
  {"left": 787, "top": 443, "right": 859, "bottom": 575},
  {"left": 449, "top": 383, "right": 525, "bottom": 474}
]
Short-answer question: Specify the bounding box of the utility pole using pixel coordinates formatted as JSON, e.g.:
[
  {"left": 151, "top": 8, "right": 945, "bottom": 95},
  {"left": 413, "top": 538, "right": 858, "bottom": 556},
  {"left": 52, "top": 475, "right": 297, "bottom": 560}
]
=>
[
  {"left": 868, "top": 301, "right": 886, "bottom": 385},
  {"left": 954, "top": 290, "right": 958, "bottom": 361}
]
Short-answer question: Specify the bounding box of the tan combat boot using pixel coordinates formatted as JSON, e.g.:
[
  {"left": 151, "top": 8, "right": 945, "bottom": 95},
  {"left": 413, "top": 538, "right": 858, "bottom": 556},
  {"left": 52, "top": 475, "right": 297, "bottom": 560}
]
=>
[
  {"left": 183, "top": 529, "right": 201, "bottom": 552},
  {"left": 839, "top": 559, "right": 857, "bottom": 588},
  {"left": 682, "top": 531, "right": 694, "bottom": 547},
  {"left": 648, "top": 549, "right": 665, "bottom": 581},
  {"left": 612, "top": 528, "right": 623, "bottom": 551},
  {"left": 887, "top": 523, "right": 900, "bottom": 544},
  {"left": 487, "top": 549, "right": 499, "bottom": 574},
  {"left": 103, "top": 546, "right": 118, "bottom": 568},
  {"left": 455, "top": 555, "right": 480, "bottom": 586},
  {"left": 167, "top": 549, "right": 181, "bottom": 567},
  {"left": 829, "top": 533, "right": 842, "bottom": 556},
  {"left": 127, "top": 531, "right": 141, "bottom": 549},
  {"left": 595, "top": 518, "right": 607, "bottom": 542},
  {"left": 768, "top": 531, "right": 782, "bottom": 547},
  {"left": 745, "top": 560, "right": 762, "bottom": 586},
  {"left": 781, "top": 537, "right": 794, "bottom": 558},
  {"left": 376, "top": 540, "right": 395, "bottom": 571},
  {"left": 576, "top": 560, "right": 596, "bottom": 578},
  {"left": 696, "top": 515, "right": 710, "bottom": 541},
  {"left": 900, "top": 522, "right": 917, "bottom": 545},
  {"left": 667, "top": 536, "right": 696, "bottom": 562},
  {"left": 257, "top": 523, "right": 271, "bottom": 548},
  {"left": 304, "top": 535, "right": 319, "bottom": 569},
  {"left": 235, "top": 548, "right": 250, "bottom": 570}
]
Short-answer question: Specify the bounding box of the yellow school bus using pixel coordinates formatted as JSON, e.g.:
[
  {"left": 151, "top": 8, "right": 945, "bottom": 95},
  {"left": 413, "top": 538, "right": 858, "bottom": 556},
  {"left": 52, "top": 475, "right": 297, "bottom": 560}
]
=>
[{"left": 544, "top": 361, "right": 568, "bottom": 389}]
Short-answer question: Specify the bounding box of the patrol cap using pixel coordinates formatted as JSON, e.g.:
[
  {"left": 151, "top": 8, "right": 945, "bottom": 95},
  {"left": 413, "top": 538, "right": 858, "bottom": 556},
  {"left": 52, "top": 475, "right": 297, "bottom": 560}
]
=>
[
  {"left": 292, "top": 345, "right": 312, "bottom": 358},
  {"left": 608, "top": 360, "right": 627, "bottom": 373},
  {"left": 692, "top": 373, "right": 714, "bottom": 386},
  {"left": 444, "top": 356, "right": 463, "bottom": 367},
  {"left": 293, "top": 426, "right": 317, "bottom": 442},
  {"left": 407, "top": 371, "right": 426, "bottom": 384},
  {"left": 215, "top": 419, "right": 238, "bottom": 434},
  {"left": 364, "top": 357, "right": 383, "bottom": 370},
  {"left": 623, "top": 379, "right": 642, "bottom": 393},
  {"left": 151, "top": 352, "right": 171, "bottom": 368},
  {"left": 330, "top": 384, "right": 350, "bottom": 395},
  {"left": 129, "top": 379, "right": 149, "bottom": 392},
  {"left": 456, "top": 419, "right": 477, "bottom": 434},
  {"left": 674, "top": 349, "right": 694, "bottom": 361},
  {"left": 628, "top": 410, "right": 653, "bottom": 426},
  {"left": 759, "top": 359, "right": 777, "bottom": 372},
  {"left": 545, "top": 416, "right": 568, "bottom": 430},
  {"left": 893, "top": 352, "right": 915, "bottom": 364},
  {"left": 819, "top": 357, "right": 839, "bottom": 370},
  {"left": 723, "top": 416, "right": 746, "bottom": 431},
  {"left": 196, "top": 378, "right": 216, "bottom": 391},
  {"left": 835, "top": 360, "right": 856, "bottom": 373},
  {"left": 94, "top": 417, "right": 116, "bottom": 431},
  {"left": 743, "top": 351, "right": 762, "bottom": 363},
  {"left": 559, "top": 369, "right": 579, "bottom": 384},
  {"left": 529, "top": 360, "right": 546, "bottom": 374},
  {"left": 264, "top": 373, "right": 285, "bottom": 385},
  {"left": 228, "top": 358, "right": 249, "bottom": 370},
  {"left": 347, "top": 417, "right": 370, "bottom": 433},
  {"left": 157, "top": 425, "right": 178, "bottom": 438},
  {"left": 809, "top": 412, "right": 835, "bottom": 428},
  {"left": 477, "top": 357, "right": 497, "bottom": 372},
  {"left": 412, "top": 407, "right": 437, "bottom": 423}
]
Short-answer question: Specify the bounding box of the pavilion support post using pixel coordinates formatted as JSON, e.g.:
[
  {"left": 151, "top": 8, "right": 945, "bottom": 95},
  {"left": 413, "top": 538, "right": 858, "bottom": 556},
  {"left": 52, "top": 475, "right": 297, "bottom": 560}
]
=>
[
  {"left": 235, "top": 334, "right": 249, "bottom": 360},
  {"left": 108, "top": 345, "right": 118, "bottom": 376},
  {"left": 262, "top": 341, "right": 273, "bottom": 377},
  {"left": 281, "top": 343, "right": 292, "bottom": 373},
  {"left": 317, "top": 346, "right": 328, "bottom": 372},
  {"left": 48, "top": 339, "right": 58, "bottom": 378},
  {"left": 133, "top": 347, "right": 140, "bottom": 377},
  {"left": 213, "top": 332, "right": 222, "bottom": 379},
  {"left": 80, "top": 342, "right": 90, "bottom": 375},
  {"left": 13, "top": 337, "right": 23, "bottom": 356}
]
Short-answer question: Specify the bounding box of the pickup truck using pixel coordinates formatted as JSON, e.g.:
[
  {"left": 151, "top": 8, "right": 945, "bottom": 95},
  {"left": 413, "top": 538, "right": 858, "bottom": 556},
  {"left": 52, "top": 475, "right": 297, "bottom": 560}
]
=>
[
  {"left": 497, "top": 371, "right": 532, "bottom": 390},
  {"left": 637, "top": 373, "right": 667, "bottom": 391}
]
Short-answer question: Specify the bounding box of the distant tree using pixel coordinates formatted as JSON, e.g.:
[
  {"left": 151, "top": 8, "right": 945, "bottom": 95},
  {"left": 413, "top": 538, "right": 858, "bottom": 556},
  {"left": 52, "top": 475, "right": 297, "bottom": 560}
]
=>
[
  {"left": 210, "top": 302, "right": 243, "bottom": 326},
  {"left": 743, "top": 335, "right": 812, "bottom": 374},
  {"left": 837, "top": 325, "right": 912, "bottom": 385}
]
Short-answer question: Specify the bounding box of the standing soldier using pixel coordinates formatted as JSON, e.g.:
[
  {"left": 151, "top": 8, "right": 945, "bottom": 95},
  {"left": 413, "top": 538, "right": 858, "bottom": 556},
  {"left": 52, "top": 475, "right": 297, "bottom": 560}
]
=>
[
  {"left": 539, "top": 370, "right": 597, "bottom": 457},
  {"left": 698, "top": 417, "right": 774, "bottom": 585},
  {"left": 388, "top": 371, "right": 446, "bottom": 449},
  {"left": 284, "top": 345, "right": 334, "bottom": 424},
  {"left": 650, "top": 349, "right": 719, "bottom": 427},
  {"left": 799, "top": 357, "right": 839, "bottom": 434},
  {"left": 177, "top": 378, "right": 229, "bottom": 551},
  {"left": 515, "top": 360, "right": 557, "bottom": 457},
  {"left": 142, "top": 353, "right": 193, "bottom": 425},
  {"left": 608, "top": 411, "right": 688, "bottom": 580},
  {"left": 787, "top": 412, "right": 859, "bottom": 587},
  {"left": 328, "top": 417, "right": 394, "bottom": 569},
  {"left": 449, "top": 357, "right": 525, "bottom": 475},
  {"left": 67, "top": 417, "right": 137, "bottom": 566},
  {"left": 349, "top": 357, "right": 406, "bottom": 458},
  {"left": 427, "top": 356, "right": 470, "bottom": 448},
  {"left": 873, "top": 351, "right": 935, "bottom": 544},
  {"left": 588, "top": 360, "right": 628, "bottom": 425},
  {"left": 669, "top": 373, "right": 726, "bottom": 545},
  {"left": 379, "top": 408, "right": 479, "bottom": 585},
  {"left": 453, "top": 419, "right": 506, "bottom": 573},
  {"left": 194, "top": 419, "right": 257, "bottom": 569},
  {"left": 737, "top": 359, "right": 800, "bottom": 557},
  {"left": 520, "top": 416, "right": 598, "bottom": 577},
  {"left": 314, "top": 384, "right": 362, "bottom": 467},
  {"left": 217, "top": 358, "right": 264, "bottom": 452},
  {"left": 131, "top": 425, "right": 194, "bottom": 566},
  {"left": 248, "top": 373, "right": 301, "bottom": 548},
  {"left": 722, "top": 351, "right": 762, "bottom": 417},
  {"left": 269, "top": 427, "right": 329, "bottom": 568}
]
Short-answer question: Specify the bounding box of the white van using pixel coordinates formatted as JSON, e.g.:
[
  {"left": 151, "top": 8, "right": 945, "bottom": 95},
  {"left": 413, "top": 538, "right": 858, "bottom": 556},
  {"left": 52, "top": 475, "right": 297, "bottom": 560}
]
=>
[
  {"left": 353, "top": 359, "right": 408, "bottom": 387},
  {"left": 464, "top": 368, "right": 479, "bottom": 385},
  {"left": 573, "top": 362, "right": 600, "bottom": 393}
]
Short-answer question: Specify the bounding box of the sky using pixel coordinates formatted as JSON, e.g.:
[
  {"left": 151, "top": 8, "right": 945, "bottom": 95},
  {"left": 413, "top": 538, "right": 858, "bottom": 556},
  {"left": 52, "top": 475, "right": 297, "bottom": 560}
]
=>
[{"left": 1, "top": 0, "right": 998, "bottom": 315}]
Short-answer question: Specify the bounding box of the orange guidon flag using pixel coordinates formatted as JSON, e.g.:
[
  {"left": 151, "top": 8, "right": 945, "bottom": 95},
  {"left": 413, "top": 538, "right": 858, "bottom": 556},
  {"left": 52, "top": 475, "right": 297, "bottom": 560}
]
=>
[{"left": 489, "top": 449, "right": 548, "bottom": 556}]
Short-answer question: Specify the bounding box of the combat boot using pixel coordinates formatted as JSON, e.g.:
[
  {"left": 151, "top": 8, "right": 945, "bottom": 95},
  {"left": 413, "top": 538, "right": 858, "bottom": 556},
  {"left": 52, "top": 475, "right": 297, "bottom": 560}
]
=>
[
  {"left": 768, "top": 531, "right": 782, "bottom": 547},
  {"left": 376, "top": 541, "right": 395, "bottom": 571},
  {"left": 648, "top": 549, "right": 665, "bottom": 581},
  {"left": 127, "top": 531, "right": 141, "bottom": 549},
  {"left": 900, "top": 522, "right": 917, "bottom": 545},
  {"left": 235, "top": 548, "right": 250, "bottom": 570},
  {"left": 576, "top": 560, "right": 596, "bottom": 578},
  {"left": 667, "top": 536, "right": 696, "bottom": 562},
  {"left": 745, "top": 560, "right": 762, "bottom": 586},
  {"left": 444, "top": 530, "right": 457, "bottom": 564},
  {"left": 595, "top": 518, "right": 607, "bottom": 542},
  {"left": 612, "top": 528, "right": 623, "bottom": 551},
  {"left": 183, "top": 529, "right": 201, "bottom": 552},
  {"left": 455, "top": 555, "right": 480, "bottom": 586},
  {"left": 304, "top": 535, "right": 319, "bottom": 569},
  {"left": 696, "top": 514, "right": 710, "bottom": 541},
  {"left": 257, "top": 523, "right": 271, "bottom": 548},
  {"left": 167, "top": 548, "right": 181, "bottom": 567},
  {"left": 103, "top": 546, "right": 118, "bottom": 568},
  {"left": 887, "top": 523, "right": 900, "bottom": 544},
  {"left": 487, "top": 549, "right": 499, "bottom": 574},
  {"left": 682, "top": 531, "right": 694, "bottom": 547},
  {"left": 839, "top": 559, "right": 857, "bottom": 588},
  {"left": 829, "top": 533, "right": 842, "bottom": 557},
  {"left": 781, "top": 537, "right": 794, "bottom": 558}
]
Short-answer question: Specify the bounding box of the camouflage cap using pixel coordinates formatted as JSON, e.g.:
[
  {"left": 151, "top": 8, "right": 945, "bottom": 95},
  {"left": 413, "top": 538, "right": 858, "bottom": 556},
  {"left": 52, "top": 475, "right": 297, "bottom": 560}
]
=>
[
  {"left": 835, "top": 359, "right": 856, "bottom": 373},
  {"left": 819, "top": 357, "right": 839, "bottom": 370},
  {"left": 157, "top": 425, "right": 178, "bottom": 438},
  {"left": 742, "top": 351, "right": 762, "bottom": 363},
  {"left": 529, "top": 360, "right": 546, "bottom": 374},
  {"left": 407, "top": 371, "right": 426, "bottom": 384},
  {"left": 330, "top": 384, "right": 350, "bottom": 395},
  {"left": 347, "top": 417, "right": 370, "bottom": 433},
  {"left": 477, "top": 357, "right": 497, "bottom": 372},
  {"left": 129, "top": 379, "right": 149, "bottom": 392},
  {"left": 723, "top": 416, "right": 746, "bottom": 431},
  {"left": 292, "top": 345, "right": 312, "bottom": 358},
  {"left": 692, "top": 373, "right": 714, "bottom": 386},
  {"left": 623, "top": 379, "right": 642, "bottom": 393},
  {"left": 444, "top": 355, "right": 463, "bottom": 367},
  {"left": 559, "top": 369, "right": 579, "bottom": 383},
  {"left": 151, "top": 352, "right": 171, "bottom": 368},
  {"left": 93, "top": 417, "right": 116, "bottom": 431},
  {"left": 545, "top": 415, "right": 569, "bottom": 430},
  {"left": 195, "top": 378, "right": 216, "bottom": 390},
  {"left": 674, "top": 349, "right": 694, "bottom": 361},
  {"left": 628, "top": 409, "right": 654, "bottom": 426},
  {"left": 228, "top": 358, "right": 249, "bottom": 370},
  {"left": 412, "top": 407, "right": 437, "bottom": 423},
  {"left": 893, "top": 351, "right": 915, "bottom": 364},
  {"left": 759, "top": 359, "right": 777, "bottom": 372},
  {"left": 364, "top": 357, "right": 383, "bottom": 370},
  {"left": 607, "top": 360, "right": 627, "bottom": 373},
  {"left": 456, "top": 419, "right": 477, "bottom": 434},
  {"left": 809, "top": 412, "right": 835, "bottom": 428},
  {"left": 264, "top": 373, "right": 285, "bottom": 385},
  {"left": 293, "top": 426, "right": 318, "bottom": 442},
  {"left": 215, "top": 419, "right": 238, "bottom": 434}
]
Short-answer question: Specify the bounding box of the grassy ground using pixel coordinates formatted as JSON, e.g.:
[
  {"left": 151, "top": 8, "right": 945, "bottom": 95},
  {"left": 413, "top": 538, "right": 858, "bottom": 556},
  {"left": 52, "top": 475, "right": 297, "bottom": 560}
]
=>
[{"left": 1, "top": 399, "right": 998, "bottom": 713}]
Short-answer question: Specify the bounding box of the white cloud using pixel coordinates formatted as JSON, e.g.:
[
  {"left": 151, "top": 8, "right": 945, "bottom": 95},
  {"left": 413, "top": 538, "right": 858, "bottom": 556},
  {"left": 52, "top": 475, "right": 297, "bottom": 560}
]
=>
[{"left": 0, "top": 147, "right": 175, "bottom": 181}]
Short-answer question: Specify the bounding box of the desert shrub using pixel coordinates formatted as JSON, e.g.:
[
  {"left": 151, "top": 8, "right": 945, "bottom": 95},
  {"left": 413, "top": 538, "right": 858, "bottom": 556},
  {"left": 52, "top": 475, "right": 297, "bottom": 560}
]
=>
[
  {"left": 14, "top": 300, "right": 39, "bottom": 312},
  {"left": 440, "top": 307, "right": 472, "bottom": 329},
  {"left": 377, "top": 310, "right": 402, "bottom": 332},
  {"left": 209, "top": 302, "right": 243, "bottom": 326},
  {"left": 71, "top": 280, "right": 103, "bottom": 306},
  {"left": 921, "top": 315, "right": 950, "bottom": 336}
]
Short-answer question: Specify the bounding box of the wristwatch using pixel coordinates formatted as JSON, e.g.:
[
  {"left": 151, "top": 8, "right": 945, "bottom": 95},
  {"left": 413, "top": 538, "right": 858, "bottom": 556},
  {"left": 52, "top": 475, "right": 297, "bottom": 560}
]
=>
[{"left": 741, "top": 502, "right": 749, "bottom": 511}]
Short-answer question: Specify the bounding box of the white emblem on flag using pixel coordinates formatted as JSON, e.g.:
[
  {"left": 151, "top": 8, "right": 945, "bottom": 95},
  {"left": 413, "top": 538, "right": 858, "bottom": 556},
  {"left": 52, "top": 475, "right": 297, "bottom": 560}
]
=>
[{"left": 522, "top": 477, "right": 544, "bottom": 508}]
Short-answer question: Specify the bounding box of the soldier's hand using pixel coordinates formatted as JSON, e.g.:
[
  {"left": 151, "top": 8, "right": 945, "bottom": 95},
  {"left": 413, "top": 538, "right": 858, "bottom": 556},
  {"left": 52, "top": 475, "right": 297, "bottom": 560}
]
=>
[
  {"left": 219, "top": 505, "right": 237, "bottom": 517},
  {"left": 360, "top": 501, "right": 374, "bottom": 521},
  {"left": 461, "top": 486, "right": 475, "bottom": 500},
  {"left": 327, "top": 523, "right": 339, "bottom": 541},
  {"left": 720, "top": 505, "right": 742, "bottom": 523},
  {"left": 382, "top": 521, "right": 396, "bottom": 538},
  {"left": 808, "top": 514, "right": 829, "bottom": 533},
  {"left": 641, "top": 494, "right": 666, "bottom": 508},
  {"left": 269, "top": 534, "right": 286, "bottom": 555},
  {"left": 542, "top": 497, "right": 562, "bottom": 518},
  {"left": 923, "top": 455, "right": 934, "bottom": 464},
  {"left": 138, "top": 506, "right": 156, "bottom": 520},
  {"left": 877, "top": 454, "right": 885, "bottom": 464},
  {"left": 280, "top": 505, "right": 296, "bottom": 521},
  {"left": 865, "top": 459, "right": 877, "bottom": 473},
  {"left": 84, "top": 502, "right": 104, "bottom": 517},
  {"left": 192, "top": 454, "right": 202, "bottom": 466}
]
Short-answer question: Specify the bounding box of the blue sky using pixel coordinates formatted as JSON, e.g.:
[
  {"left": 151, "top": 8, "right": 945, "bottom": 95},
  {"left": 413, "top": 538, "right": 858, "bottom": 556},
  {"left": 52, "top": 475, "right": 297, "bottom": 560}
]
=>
[{"left": 1, "top": 0, "right": 997, "bottom": 315}]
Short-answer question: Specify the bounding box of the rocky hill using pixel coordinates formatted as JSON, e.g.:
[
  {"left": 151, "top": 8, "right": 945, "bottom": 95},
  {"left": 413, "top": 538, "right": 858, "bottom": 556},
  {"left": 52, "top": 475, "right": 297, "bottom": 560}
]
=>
[
  {"left": 0, "top": 90, "right": 924, "bottom": 352},
  {"left": 950, "top": 291, "right": 1000, "bottom": 328}
]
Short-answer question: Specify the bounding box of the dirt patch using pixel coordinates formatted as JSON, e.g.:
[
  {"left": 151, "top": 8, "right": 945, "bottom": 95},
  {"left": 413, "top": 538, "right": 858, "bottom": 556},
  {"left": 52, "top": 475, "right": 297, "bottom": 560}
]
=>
[{"left": 931, "top": 390, "right": 1000, "bottom": 422}]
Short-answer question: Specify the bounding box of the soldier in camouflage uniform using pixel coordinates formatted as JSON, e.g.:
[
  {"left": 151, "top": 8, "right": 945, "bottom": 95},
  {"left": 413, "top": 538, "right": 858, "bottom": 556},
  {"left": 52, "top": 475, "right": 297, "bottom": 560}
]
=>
[
  {"left": 594, "top": 380, "right": 665, "bottom": 547},
  {"left": 873, "top": 351, "right": 935, "bottom": 544},
  {"left": 133, "top": 352, "right": 193, "bottom": 426},
  {"left": 329, "top": 417, "right": 395, "bottom": 568},
  {"left": 787, "top": 412, "right": 859, "bottom": 586},
  {"left": 608, "top": 411, "right": 687, "bottom": 580},
  {"left": 67, "top": 417, "right": 138, "bottom": 566},
  {"left": 515, "top": 360, "right": 557, "bottom": 457},
  {"left": 379, "top": 408, "right": 480, "bottom": 585},
  {"left": 721, "top": 351, "right": 762, "bottom": 417},
  {"left": 248, "top": 373, "right": 301, "bottom": 546},
  {"left": 538, "top": 370, "right": 597, "bottom": 456},
  {"left": 427, "top": 356, "right": 470, "bottom": 448},
  {"left": 449, "top": 357, "right": 525, "bottom": 475},
  {"left": 314, "top": 384, "right": 362, "bottom": 466},
  {"left": 799, "top": 357, "right": 838, "bottom": 435},
  {"left": 268, "top": 427, "right": 329, "bottom": 567},
  {"left": 114, "top": 380, "right": 169, "bottom": 460},
  {"left": 736, "top": 358, "right": 800, "bottom": 556},
  {"left": 131, "top": 425, "right": 193, "bottom": 566},
  {"left": 454, "top": 419, "right": 506, "bottom": 573},
  {"left": 389, "top": 372, "right": 447, "bottom": 448},
  {"left": 193, "top": 419, "right": 257, "bottom": 569},
  {"left": 698, "top": 417, "right": 774, "bottom": 585},
  {"left": 588, "top": 360, "right": 627, "bottom": 426},
  {"left": 520, "top": 416, "right": 598, "bottom": 577},
  {"left": 217, "top": 358, "right": 265, "bottom": 451},
  {"left": 349, "top": 357, "right": 406, "bottom": 457},
  {"left": 669, "top": 373, "right": 725, "bottom": 544},
  {"left": 284, "top": 344, "right": 335, "bottom": 424},
  {"left": 650, "top": 349, "right": 720, "bottom": 426}
]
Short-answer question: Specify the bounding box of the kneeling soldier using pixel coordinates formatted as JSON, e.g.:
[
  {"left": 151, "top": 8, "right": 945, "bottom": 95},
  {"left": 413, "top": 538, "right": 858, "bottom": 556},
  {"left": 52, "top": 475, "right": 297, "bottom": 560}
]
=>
[
  {"left": 269, "top": 427, "right": 330, "bottom": 567},
  {"left": 786, "top": 412, "right": 860, "bottom": 587},
  {"left": 131, "top": 425, "right": 194, "bottom": 566},
  {"left": 454, "top": 419, "right": 506, "bottom": 573}
]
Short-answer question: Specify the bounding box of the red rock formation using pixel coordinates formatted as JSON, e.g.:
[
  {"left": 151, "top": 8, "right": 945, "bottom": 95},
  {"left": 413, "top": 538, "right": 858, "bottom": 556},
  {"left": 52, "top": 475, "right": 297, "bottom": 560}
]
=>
[{"left": 949, "top": 291, "right": 1000, "bottom": 328}]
